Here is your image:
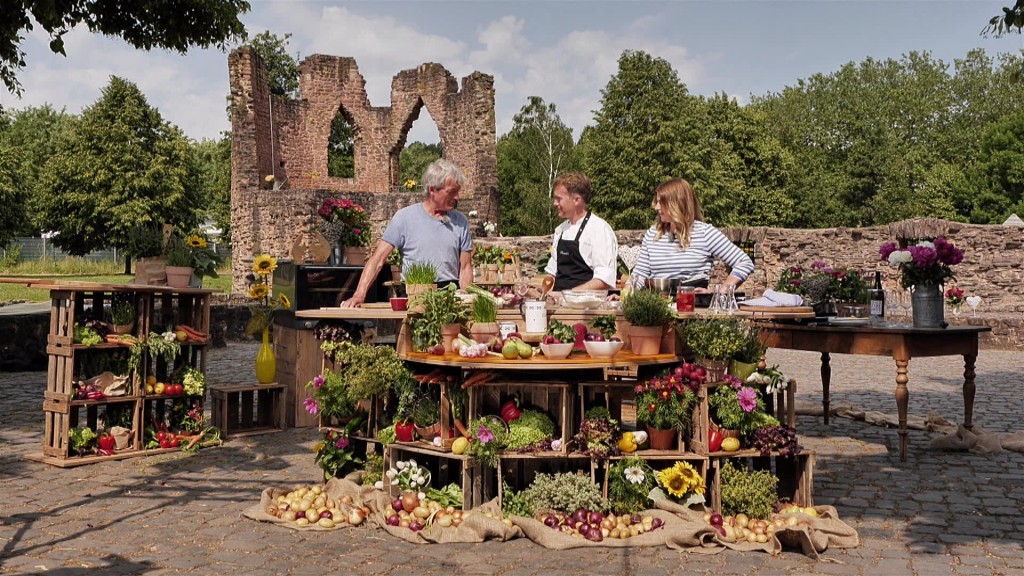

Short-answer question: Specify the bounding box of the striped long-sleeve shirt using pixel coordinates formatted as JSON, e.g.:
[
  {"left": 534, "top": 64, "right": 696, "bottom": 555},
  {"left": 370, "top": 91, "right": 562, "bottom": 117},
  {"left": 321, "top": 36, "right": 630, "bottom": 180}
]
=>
[{"left": 630, "top": 221, "right": 755, "bottom": 288}]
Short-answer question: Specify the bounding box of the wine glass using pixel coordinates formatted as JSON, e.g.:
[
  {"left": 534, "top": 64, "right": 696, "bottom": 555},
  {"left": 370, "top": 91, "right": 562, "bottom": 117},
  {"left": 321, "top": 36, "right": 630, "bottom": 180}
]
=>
[
  {"left": 885, "top": 290, "right": 902, "bottom": 323},
  {"left": 949, "top": 301, "right": 962, "bottom": 320},
  {"left": 966, "top": 295, "right": 982, "bottom": 318}
]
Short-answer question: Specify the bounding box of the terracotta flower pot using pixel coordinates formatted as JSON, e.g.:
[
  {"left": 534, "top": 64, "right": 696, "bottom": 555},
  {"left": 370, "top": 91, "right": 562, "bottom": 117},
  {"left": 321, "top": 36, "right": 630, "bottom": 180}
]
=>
[
  {"left": 165, "top": 266, "right": 192, "bottom": 289},
  {"left": 628, "top": 325, "right": 663, "bottom": 356},
  {"left": 645, "top": 424, "right": 677, "bottom": 451},
  {"left": 440, "top": 323, "right": 463, "bottom": 354},
  {"left": 470, "top": 321, "right": 499, "bottom": 344}
]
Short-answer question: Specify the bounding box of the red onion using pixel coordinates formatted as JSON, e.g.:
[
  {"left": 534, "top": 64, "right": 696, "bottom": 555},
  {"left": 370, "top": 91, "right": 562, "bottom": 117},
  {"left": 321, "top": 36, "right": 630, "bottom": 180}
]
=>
[
  {"left": 409, "top": 520, "right": 424, "bottom": 532},
  {"left": 571, "top": 509, "right": 588, "bottom": 524},
  {"left": 652, "top": 517, "right": 665, "bottom": 529},
  {"left": 392, "top": 498, "right": 403, "bottom": 512},
  {"left": 588, "top": 511, "right": 603, "bottom": 525},
  {"left": 543, "top": 514, "right": 559, "bottom": 528},
  {"left": 710, "top": 512, "right": 724, "bottom": 526}
]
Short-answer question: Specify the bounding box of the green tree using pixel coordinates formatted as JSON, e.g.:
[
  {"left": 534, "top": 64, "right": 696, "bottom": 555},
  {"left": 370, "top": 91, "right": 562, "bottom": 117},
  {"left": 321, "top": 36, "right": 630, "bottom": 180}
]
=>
[
  {"left": 1, "top": 0, "right": 250, "bottom": 95},
  {"left": 578, "top": 50, "right": 699, "bottom": 230},
  {"left": 35, "top": 76, "right": 201, "bottom": 271},
  {"left": 967, "top": 110, "right": 1024, "bottom": 222},
  {"left": 497, "top": 96, "right": 575, "bottom": 235},
  {"left": 0, "top": 143, "right": 26, "bottom": 247},
  {"left": 400, "top": 141, "right": 442, "bottom": 186},
  {"left": 191, "top": 134, "right": 232, "bottom": 241},
  {"left": 248, "top": 30, "right": 299, "bottom": 97},
  {"left": 0, "top": 104, "right": 75, "bottom": 235}
]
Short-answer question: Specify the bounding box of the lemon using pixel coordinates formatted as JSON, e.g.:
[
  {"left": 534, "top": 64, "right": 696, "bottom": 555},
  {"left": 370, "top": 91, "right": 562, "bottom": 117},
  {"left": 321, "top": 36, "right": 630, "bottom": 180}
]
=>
[
  {"left": 721, "top": 437, "right": 741, "bottom": 452},
  {"left": 451, "top": 437, "right": 469, "bottom": 455}
]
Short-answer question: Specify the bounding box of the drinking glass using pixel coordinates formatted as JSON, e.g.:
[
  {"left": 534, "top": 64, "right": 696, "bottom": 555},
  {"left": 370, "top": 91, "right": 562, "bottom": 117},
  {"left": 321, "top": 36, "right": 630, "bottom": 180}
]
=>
[
  {"left": 899, "top": 289, "right": 913, "bottom": 319},
  {"left": 708, "top": 284, "right": 722, "bottom": 313},
  {"left": 885, "top": 290, "right": 902, "bottom": 322}
]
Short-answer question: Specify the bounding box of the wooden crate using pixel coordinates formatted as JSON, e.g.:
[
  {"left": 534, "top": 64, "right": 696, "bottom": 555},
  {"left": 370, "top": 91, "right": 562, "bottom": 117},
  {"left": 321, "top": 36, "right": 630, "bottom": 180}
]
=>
[
  {"left": 384, "top": 443, "right": 490, "bottom": 510},
  {"left": 690, "top": 378, "right": 797, "bottom": 455},
  {"left": 468, "top": 380, "right": 572, "bottom": 454},
  {"left": 600, "top": 452, "right": 709, "bottom": 500},
  {"left": 707, "top": 450, "right": 815, "bottom": 513},
  {"left": 496, "top": 453, "right": 594, "bottom": 510},
  {"left": 211, "top": 383, "right": 287, "bottom": 438}
]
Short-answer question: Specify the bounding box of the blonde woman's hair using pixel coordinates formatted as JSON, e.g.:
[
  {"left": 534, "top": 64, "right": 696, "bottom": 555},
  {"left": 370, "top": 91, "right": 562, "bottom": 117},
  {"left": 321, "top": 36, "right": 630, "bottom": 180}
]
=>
[{"left": 652, "top": 179, "right": 703, "bottom": 248}]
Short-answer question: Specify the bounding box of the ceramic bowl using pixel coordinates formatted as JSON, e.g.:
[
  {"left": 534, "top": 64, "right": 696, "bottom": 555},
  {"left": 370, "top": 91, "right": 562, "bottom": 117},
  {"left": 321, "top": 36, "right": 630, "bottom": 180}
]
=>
[
  {"left": 584, "top": 340, "right": 624, "bottom": 359},
  {"left": 561, "top": 290, "right": 608, "bottom": 309},
  {"left": 539, "top": 342, "right": 574, "bottom": 360}
]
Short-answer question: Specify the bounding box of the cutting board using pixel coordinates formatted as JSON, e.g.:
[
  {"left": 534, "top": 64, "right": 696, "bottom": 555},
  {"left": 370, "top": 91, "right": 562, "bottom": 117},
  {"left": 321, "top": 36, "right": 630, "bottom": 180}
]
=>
[{"left": 739, "top": 305, "right": 814, "bottom": 314}]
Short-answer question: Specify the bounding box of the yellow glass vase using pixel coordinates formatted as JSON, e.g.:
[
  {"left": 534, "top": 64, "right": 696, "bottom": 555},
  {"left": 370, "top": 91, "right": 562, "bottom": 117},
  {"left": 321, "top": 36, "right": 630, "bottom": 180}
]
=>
[{"left": 255, "top": 327, "right": 276, "bottom": 384}]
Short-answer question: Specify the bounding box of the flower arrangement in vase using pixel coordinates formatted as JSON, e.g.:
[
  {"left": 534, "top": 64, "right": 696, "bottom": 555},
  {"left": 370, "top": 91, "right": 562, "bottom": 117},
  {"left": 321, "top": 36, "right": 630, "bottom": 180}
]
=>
[
  {"left": 773, "top": 261, "right": 869, "bottom": 314},
  {"left": 318, "top": 197, "right": 371, "bottom": 247},
  {"left": 246, "top": 254, "right": 288, "bottom": 384},
  {"left": 880, "top": 236, "right": 964, "bottom": 327}
]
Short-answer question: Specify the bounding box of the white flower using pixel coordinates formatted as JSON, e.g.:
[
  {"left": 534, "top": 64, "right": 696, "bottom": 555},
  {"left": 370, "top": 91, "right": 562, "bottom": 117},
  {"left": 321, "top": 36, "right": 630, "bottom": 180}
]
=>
[
  {"left": 468, "top": 210, "right": 479, "bottom": 218},
  {"left": 916, "top": 240, "right": 935, "bottom": 250},
  {"left": 396, "top": 461, "right": 407, "bottom": 471},
  {"left": 162, "top": 331, "right": 176, "bottom": 342},
  {"left": 374, "top": 480, "right": 384, "bottom": 490},
  {"left": 888, "top": 251, "right": 913, "bottom": 266},
  {"left": 483, "top": 221, "right": 497, "bottom": 233},
  {"left": 385, "top": 469, "right": 397, "bottom": 479},
  {"left": 624, "top": 467, "right": 645, "bottom": 485}
]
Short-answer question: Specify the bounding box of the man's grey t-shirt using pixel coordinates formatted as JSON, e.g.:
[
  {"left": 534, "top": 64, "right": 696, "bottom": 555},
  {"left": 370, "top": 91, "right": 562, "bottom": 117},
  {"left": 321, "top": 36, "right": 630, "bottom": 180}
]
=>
[{"left": 382, "top": 203, "right": 472, "bottom": 283}]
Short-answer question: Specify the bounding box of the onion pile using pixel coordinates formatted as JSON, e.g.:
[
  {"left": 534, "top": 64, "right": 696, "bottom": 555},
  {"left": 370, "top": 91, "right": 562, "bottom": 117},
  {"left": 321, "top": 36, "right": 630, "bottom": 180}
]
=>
[
  {"left": 703, "top": 508, "right": 815, "bottom": 543},
  {"left": 384, "top": 491, "right": 465, "bottom": 531},
  {"left": 538, "top": 509, "right": 664, "bottom": 542},
  {"left": 265, "top": 484, "right": 369, "bottom": 529}
]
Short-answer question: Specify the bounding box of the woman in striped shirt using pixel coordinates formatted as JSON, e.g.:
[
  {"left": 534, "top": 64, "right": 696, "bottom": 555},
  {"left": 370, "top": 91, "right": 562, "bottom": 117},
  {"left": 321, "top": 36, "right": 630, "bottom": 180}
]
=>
[{"left": 630, "top": 179, "right": 754, "bottom": 290}]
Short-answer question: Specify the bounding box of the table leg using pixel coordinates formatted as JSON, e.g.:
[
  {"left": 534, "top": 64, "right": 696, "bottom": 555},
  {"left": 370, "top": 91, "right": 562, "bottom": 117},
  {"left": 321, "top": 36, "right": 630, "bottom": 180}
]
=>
[
  {"left": 820, "top": 352, "right": 831, "bottom": 425},
  {"left": 895, "top": 357, "right": 909, "bottom": 462},
  {"left": 963, "top": 353, "right": 977, "bottom": 430}
]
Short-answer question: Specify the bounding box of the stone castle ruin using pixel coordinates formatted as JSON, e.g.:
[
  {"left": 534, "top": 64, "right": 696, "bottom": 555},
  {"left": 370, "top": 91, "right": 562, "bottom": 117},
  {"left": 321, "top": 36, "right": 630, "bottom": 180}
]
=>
[{"left": 228, "top": 47, "right": 498, "bottom": 293}]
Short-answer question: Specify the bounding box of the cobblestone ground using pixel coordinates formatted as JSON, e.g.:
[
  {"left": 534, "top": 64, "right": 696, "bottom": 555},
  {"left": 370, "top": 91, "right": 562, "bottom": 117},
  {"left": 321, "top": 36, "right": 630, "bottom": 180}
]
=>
[{"left": 1, "top": 342, "right": 1022, "bottom": 576}]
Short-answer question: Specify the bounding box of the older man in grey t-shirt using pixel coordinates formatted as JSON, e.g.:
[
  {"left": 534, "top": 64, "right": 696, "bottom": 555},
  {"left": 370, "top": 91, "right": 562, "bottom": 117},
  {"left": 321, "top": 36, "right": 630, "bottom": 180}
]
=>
[{"left": 341, "top": 159, "right": 473, "bottom": 307}]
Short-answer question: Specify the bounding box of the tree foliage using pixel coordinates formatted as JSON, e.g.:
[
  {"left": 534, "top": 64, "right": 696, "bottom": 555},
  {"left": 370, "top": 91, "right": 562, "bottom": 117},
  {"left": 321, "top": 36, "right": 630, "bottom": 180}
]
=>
[
  {"left": 35, "top": 76, "right": 201, "bottom": 256},
  {"left": 0, "top": 104, "right": 73, "bottom": 235},
  {"left": 191, "top": 134, "right": 232, "bottom": 241},
  {"left": 248, "top": 31, "right": 299, "bottom": 97},
  {"left": 0, "top": 143, "right": 26, "bottom": 246},
  {"left": 400, "top": 141, "right": 442, "bottom": 185},
  {"left": 0, "top": 0, "right": 250, "bottom": 95},
  {"left": 497, "top": 96, "right": 575, "bottom": 235}
]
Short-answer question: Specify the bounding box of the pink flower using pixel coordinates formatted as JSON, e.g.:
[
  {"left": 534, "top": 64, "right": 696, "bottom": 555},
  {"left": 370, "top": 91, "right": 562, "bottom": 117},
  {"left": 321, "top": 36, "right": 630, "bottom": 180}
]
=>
[
  {"left": 304, "top": 397, "right": 319, "bottom": 415},
  {"left": 334, "top": 436, "right": 350, "bottom": 449},
  {"left": 476, "top": 425, "right": 495, "bottom": 444},
  {"left": 879, "top": 242, "right": 898, "bottom": 261},
  {"left": 737, "top": 387, "right": 757, "bottom": 412},
  {"left": 312, "top": 375, "right": 325, "bottom": 389},
  {"left": 723, "top": 374, "right": 742, "bottom": 390}
]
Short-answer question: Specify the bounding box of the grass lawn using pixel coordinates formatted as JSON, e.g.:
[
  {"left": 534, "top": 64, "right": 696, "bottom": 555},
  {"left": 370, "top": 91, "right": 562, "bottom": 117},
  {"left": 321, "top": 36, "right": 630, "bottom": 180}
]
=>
[{"left": 0, "top": 263, "right": 234, "bottom": 303}]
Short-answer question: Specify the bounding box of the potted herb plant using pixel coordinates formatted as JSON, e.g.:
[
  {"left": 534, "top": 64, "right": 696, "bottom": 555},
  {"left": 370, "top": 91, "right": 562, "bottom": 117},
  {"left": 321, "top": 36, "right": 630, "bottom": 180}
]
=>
[
  {"left": 682, "top": 317, "right": 747, "bottom": 381},
  {"left": 411, "top": 284, "right": 468, "bottom": 353},
  {"left": 469, "top": 290, "right": 499, "bottom": 343},
  {"left": 729, "top": 322, "right": 766, "bottom": 382},
  {"left": 621, "top": 289, "right": 674, "bottom": 355},
  {"left": 107, "top": 297, "right": 137, "bottom": 334},
  {"left": 163, "top": 235, "right": 193, "bottom": 289},
  {"left": 404, "top": 261, "right": 437, "bottom": 314},
  {"left": 411, "top": 394, "right": 441, "bottom": 440}
]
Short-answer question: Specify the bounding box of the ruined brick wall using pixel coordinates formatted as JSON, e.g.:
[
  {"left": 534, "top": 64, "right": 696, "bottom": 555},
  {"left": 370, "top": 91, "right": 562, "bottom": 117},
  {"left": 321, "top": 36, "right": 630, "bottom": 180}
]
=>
[{"left": 228, "top": 48, "right": 498, "bottom": 292}]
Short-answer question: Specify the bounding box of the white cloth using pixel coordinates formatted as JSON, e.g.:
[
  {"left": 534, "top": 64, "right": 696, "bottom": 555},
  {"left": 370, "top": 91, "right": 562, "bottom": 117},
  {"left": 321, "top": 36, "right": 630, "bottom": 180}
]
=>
[
  {"left": 543, "top": 212, "right": 618, "bottom": 288},
  {"left": 743, "top": 289, "right": 804, "bottom": 307}
]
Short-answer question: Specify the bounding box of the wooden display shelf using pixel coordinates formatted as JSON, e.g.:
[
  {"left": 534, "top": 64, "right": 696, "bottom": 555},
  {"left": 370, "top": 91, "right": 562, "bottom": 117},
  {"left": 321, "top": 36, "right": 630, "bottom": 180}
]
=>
[
  {"left": 706, "top": 450, "right": 815, "bottom": 512},
  {"left": 690, "top": 378, "right": 797, "bottom": 455},
  {"left": 402, "top": 351, "right": 679, "bottom": 370},
  {"left": 468, "top": 380, "right": 572, "bottom": 455},
  {"left": 211, "top": 382, "right": 287, "bottom": 438},
  {"left": 26, "top": 447, "right": 144, "bottom": 468},
  {"left": 384, "top": 443, "right": 489, "bottom": 509},
  {"left": 599, "top": 452, "right": 709, "bottom": 500}
]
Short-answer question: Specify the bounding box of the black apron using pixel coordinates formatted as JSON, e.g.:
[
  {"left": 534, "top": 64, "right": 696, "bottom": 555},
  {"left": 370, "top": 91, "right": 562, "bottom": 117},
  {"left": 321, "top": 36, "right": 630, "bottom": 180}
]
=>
[{"left": 553, "top": 211, "right": 594, "bottom": 291}]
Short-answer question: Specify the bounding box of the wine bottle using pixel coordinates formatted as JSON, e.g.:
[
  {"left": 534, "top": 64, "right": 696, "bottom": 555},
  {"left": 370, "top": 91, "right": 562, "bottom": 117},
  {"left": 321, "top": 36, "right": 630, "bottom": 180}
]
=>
[{"left": 869, "top": 271, "right": 885, "bottom": 325}]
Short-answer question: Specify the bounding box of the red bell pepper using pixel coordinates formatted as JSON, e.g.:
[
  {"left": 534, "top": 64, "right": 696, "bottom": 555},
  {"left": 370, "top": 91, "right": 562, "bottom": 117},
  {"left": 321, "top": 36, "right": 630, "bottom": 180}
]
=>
[
  {"left": 708, "top": 428, "right": 724, "bottom": 453},
  {"left": 395, "top": 420, "right": 415, "bottom": 442},
  {"left": 500, "top": 399, "right": 521, "bottom": 423},
  {"left": 97, "top": 433, "right": 116, "bottom": 452}
]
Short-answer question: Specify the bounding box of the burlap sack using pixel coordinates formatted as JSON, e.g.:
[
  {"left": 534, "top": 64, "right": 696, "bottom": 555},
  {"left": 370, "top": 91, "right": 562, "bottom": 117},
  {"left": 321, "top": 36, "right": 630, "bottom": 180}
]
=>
[
  {"left": 930, "top": 424, "right": 1022, "bottom": 454},
  {"left": 513, "top": 507, "right": 707, "bottom": 550},
  {"left": 243, "top": 476, "right": 378, "bottom": 531},
  {"left": 375, "top": 498, "right": 523, "bottom": 545}
]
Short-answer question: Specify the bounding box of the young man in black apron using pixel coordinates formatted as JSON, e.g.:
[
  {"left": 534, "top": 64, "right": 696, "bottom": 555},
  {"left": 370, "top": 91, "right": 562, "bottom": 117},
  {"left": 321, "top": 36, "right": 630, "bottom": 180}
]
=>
[{"left": 541, "top": 172, "right": 618, "bottom": 302}]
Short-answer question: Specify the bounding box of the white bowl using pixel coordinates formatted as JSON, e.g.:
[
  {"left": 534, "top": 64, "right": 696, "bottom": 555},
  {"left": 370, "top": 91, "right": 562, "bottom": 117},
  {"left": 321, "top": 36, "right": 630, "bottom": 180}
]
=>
[
  {"left": 584, "top": 340, "right": 624, "bottom": 358},
  {"left": 540, "top": 342, "right": 574, "bottom": 360},
  {"left": 562, "top": 290, "right": 609, "bottom": 309}
]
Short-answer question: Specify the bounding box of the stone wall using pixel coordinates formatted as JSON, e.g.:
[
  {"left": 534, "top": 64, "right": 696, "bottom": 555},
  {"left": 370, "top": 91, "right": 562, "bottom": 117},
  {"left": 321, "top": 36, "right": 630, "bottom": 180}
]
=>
[{"left": 228, "top": 49, "right": 498, "bottom": 293}]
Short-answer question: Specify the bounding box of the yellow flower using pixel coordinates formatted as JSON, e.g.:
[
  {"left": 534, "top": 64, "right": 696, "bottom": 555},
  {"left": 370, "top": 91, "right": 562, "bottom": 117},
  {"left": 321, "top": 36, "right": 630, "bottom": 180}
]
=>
[
  {"left": 253, "top": 254, "right": 277, "bottom": 277},
  {"left": 186, "top": 235, "right": 207, "bottom": 249},
  {"left": 657, "top": 461, "right": 703, "bottom": 498},
  {"left": 278, "top": 293, "right": 291, "bottom": 309},
  {"left": 249, "top": 284, "right": 269, "bottom": 300},
  {"left": 403, "top": 179, "right": 417, "bottom": 190},
  {"left": 314, "top": 441, "right": 325, "bottom": 453}
]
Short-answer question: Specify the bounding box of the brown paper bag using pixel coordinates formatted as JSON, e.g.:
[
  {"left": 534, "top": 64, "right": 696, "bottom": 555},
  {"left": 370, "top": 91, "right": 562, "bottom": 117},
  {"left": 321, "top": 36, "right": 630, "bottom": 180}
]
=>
[{"left": 134, "top": 257, "right": 167, "bottom": 286}]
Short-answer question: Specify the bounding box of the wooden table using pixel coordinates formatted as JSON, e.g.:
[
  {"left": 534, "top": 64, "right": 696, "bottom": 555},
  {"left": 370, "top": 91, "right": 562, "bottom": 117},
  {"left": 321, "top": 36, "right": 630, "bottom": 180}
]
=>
[{"left": 758, "top": 322, "right": 990, "bottom": 461}]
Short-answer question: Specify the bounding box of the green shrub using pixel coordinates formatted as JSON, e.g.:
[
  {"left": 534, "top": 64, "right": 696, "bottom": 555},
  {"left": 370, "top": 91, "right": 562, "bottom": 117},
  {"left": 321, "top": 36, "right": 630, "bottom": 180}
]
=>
[{"left": 622, "top": 289, "right": 673, "bottom": 326}]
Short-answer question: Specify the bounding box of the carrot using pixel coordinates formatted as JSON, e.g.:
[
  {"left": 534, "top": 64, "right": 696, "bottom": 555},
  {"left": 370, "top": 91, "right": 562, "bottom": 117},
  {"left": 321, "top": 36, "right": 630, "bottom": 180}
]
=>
[{"left": 184, "top": 431, "right": 205, "bottom": 451}]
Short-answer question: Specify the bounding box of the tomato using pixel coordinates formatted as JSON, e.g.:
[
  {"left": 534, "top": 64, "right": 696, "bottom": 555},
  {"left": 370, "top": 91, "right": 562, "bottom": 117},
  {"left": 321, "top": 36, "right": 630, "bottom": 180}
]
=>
[
  {"left": 169, "top": 437, "right": 180, "bottom": 448},
  {"left": 156, "top": 431, "right": 168, "bottom": 442},
  {"left": 159, "top": 438, "right": 171, "bottom": 449}
]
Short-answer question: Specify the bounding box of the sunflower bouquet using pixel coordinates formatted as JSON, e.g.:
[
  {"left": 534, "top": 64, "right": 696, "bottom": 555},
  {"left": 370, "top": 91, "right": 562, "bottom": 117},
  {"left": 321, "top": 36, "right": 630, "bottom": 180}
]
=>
[
  {"left": 245, "top": 254, "right": 290, "bottom": 336},
  {"left": 651, "top": 461, "right": 705, "bottom": 507},
  {"left": 185, "top": 232, "right": 222, "bottom": 280}
]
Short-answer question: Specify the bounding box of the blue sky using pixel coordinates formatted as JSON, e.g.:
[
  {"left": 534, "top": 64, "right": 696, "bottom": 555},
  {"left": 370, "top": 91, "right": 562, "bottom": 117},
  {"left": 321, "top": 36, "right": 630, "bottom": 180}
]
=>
[{"left": 2, "top": 1, "right": 1021, "bottom": 143}]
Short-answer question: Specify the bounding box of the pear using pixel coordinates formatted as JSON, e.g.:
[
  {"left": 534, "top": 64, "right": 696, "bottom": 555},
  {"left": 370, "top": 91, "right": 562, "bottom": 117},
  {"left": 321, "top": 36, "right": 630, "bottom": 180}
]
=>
[
  {"left": 502, "top": 340, "right": 520, "bottom": 360},
  {"left": 516, "top": 339, "right": 533, "bottom": 359}
]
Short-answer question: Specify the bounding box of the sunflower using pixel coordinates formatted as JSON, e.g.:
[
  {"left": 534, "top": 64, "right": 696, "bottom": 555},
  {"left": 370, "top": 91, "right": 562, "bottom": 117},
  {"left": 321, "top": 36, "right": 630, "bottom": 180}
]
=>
[
  {"left": 186, "top": 235, "right": 208, "bottom": 249},
  {"left": 278, "top": 293, "right": 291, "bottom": 309},
  {"left": 248, "top": 284, "right": 269, "bottom": 300},
  {"left": 657, "top": 461, "right": 703, "bottom": 498},
  {"left": 252, "top": 254, "right": 277, "bottom": 277}
]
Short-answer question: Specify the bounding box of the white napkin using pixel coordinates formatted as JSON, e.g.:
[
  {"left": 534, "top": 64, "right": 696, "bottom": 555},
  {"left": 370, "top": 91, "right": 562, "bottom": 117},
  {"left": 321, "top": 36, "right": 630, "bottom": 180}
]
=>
[{"left": 742, "top": 289, "right": 804, "bottom": 307}]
